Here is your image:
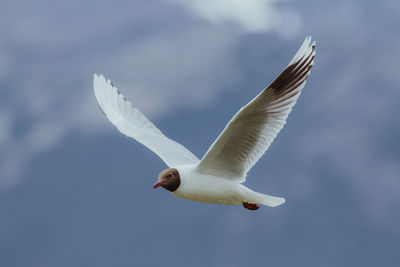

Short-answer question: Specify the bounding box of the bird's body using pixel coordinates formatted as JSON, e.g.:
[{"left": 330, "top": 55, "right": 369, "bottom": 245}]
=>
[
  {"left": 94, "top": 36, "right": 316, "bottom": 210},
  {"left": 171, "top": 165, "right": 284, "bottom": 207}
]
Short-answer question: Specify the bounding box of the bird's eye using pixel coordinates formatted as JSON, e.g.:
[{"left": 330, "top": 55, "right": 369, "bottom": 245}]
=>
[{"left": 168, "top": 173, "right": 173, "bottom": 178}]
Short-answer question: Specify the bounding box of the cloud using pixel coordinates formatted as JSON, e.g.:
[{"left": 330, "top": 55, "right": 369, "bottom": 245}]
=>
[
  {"left": 0, "top": 0, "right": 250, "bottom": 188},
  {"left": 2, "top": 0, "right": 398, "bottom": 234},
  {"left": 0, "top": 0, "right": 304, "bottom": 189},
  {"left": 169, "top": 0, "right": 302, "bottom": 37},
  {"left": 2, "top": 1, "right": 400, "bottom": 265},
  {"left": 101, "top": 28, "right": 240, "bottom": 117}
]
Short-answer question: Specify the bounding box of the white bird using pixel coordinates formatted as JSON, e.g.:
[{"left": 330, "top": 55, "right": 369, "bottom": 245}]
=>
[{"left": 94, "top": 37, "right": 316, "bottom": 210}]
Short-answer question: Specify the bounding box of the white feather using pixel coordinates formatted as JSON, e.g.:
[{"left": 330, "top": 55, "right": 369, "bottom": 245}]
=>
[
  {"left": 196, "top": 36, "right": 316, "bottom": 182},
  {"left": 93, "top": 74, "right": 199, "bottom": 167}
]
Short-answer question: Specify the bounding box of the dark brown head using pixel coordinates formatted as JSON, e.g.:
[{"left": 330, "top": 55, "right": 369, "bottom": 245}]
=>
[{"left": 153, "top": 168, "right": 180, "bottom": 192}]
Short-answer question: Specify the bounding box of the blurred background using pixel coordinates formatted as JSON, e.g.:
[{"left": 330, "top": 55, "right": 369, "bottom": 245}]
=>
[{"left": 1, "top": 0, "right": 399, "bottom": 266}]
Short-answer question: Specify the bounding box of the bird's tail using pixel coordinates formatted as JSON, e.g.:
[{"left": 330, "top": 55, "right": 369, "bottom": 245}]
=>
[
  {"left": 240, "top": 185, "right": 285, "bottom": 207},
  {"left": 252, "top": 191, "right": 285, "bottom": 207}
]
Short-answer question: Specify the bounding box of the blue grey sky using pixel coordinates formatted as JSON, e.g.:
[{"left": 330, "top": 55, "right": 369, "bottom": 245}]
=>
[{"left": 1, "top": 0, "right": 399, "bottom": 266}]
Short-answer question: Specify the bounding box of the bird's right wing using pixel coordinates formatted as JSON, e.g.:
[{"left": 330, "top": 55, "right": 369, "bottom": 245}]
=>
[
  {"left": 196, "top": 37, "right": 316, "bottom": 182},
  {"left": 94, "top": 74, "right": 199, "bottom": 167}
]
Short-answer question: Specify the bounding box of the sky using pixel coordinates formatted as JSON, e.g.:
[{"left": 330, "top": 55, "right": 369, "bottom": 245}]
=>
[{"left": 0, "top": 0, "right": 399, "bottom": 266}]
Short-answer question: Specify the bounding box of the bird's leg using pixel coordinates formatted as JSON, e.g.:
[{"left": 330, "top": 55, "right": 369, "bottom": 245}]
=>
[{"left": 242, "top": 202, "right": 260, "bottom": 210}]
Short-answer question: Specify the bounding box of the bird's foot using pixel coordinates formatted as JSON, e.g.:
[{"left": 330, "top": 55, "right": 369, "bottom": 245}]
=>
[{"left": 242, "top": 202, "right": 260, "bottom": 210}]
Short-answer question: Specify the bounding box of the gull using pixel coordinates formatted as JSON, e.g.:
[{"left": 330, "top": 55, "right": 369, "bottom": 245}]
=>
[{"left": 94, "top": 36, "right": 316, "bottom": 210}]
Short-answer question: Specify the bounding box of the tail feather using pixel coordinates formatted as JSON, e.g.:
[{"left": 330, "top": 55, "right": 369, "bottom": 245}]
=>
[
  {"left": 240, "top": 185, "right": 286, "bottom": 207},
  {"left": 255, "top": 192, "right": 285, "bottom": 207}
]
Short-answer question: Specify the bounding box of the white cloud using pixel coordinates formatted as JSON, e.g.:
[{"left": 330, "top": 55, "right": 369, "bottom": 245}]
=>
[
  {"left": 0, "top": 0, "right": 245, "bottom": 188},
  {"left": 3, "top": 0, "right": 397, "bottom": 235},
  {"left": 168, "top": 0, "right": 301, "bottom": 37},
  {"left": 101, "top": 28, "right": 239, "bottom": 117},
  {"left": 0, "top": 0, "right": 304, "bottom": 189}
]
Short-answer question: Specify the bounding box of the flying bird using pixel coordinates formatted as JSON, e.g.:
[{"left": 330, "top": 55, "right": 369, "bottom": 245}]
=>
[{"left": 94, "top": 36, "right": 316, "bottom": 210}]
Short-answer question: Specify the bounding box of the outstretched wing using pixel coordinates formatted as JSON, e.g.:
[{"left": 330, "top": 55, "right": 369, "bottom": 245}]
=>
[
  {"left": 196, "top": 37, "right": 316, "bottom": 182},
  {"left": 94, "top": 74, "right": 199, "bottom": 167}
]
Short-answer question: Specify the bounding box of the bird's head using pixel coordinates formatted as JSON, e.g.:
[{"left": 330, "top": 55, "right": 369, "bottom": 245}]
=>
[{"left": 153, "top": 168, "right": 180, "bottom": 192}]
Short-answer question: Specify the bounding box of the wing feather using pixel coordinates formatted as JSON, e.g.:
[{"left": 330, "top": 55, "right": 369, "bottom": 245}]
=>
[
  {"left": 196, "top": 37, "right": 316, "bottom": 181},
  {"left": 93, "top": 74, "right": 199, "bottom": 167}
]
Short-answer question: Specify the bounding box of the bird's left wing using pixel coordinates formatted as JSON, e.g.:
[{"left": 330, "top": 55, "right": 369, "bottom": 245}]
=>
[
  {"left": 93, "top": 74, "right": 199, "bottom": 167},
  {"left": 196, "top": 37, "right": 316, "bottom": 182}
]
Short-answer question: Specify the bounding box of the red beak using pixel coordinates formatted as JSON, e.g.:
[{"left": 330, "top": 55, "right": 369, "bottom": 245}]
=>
[{"left": 153, "top": 181, "right": 162, "bottom": 189}]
